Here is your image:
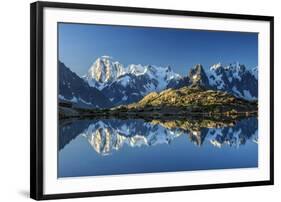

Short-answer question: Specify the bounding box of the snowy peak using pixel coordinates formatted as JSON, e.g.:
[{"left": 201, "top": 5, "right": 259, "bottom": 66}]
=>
[
  {"left": 251, "top": 67, "right": 258, "bottom": 79},
  {"left": 127, "top": 64, "right": 180, "bottom": 89},
  {"left": 206, "top": 62, "right": 258, "bottom": 100},
  {"left": 207, "top": 63, "right": 230, "bottom": 90},
  {"left": 127, "top": 64, "right": 148, "bottom": 76},
  {"left": 207, "top": 62, "right": 255, "bottom": 84},
  {"left": 224, "top": 62, "right": 247, "bottom": 81},
  {"left": 85, "top": 56, "right": 126, "bottom": 85},
  {"left": 126, "top": 64, "right": 180, "bottom": 81},
  {"left": 210, "top": 62, "right": 223, "bottom": 71}
]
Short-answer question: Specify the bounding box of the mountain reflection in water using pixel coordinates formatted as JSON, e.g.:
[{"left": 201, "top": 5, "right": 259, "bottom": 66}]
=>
[
  {"left": 59, "top": 117, "right": 258, "bottom": 156},
  {"left": 58, "top": 116, "right": 258, "bottom": 177}
]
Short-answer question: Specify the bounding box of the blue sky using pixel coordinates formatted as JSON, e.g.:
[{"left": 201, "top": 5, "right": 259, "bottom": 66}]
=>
[{"left": 58, "top": 23, "right": 258, "bottom": 77}]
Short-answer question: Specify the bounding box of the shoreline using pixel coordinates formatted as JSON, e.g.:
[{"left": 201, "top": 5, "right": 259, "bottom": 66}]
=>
[{"left": 59, "top": 105, "right": 258, "bottom": 121}]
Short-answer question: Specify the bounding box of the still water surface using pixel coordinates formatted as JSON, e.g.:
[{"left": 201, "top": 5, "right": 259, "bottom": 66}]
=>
[{"left": 58, "top": 117, "right": 258, "bottom": 178}]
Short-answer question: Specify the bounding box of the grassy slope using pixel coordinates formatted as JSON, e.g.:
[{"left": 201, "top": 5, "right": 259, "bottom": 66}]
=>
[
  {"left": 126, "top": 86, "right": 257, "bottom": 114},
  {"left": 59, "top": 86, "right": 258, "bottom": 119}
]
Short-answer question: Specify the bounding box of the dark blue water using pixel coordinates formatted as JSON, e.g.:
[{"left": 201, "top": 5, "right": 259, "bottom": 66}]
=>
[{"left": 58, "top": 117, "right": 258, "bottom": 178}]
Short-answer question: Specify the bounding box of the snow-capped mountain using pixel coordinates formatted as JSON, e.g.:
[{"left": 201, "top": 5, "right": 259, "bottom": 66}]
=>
[
  {"left": 59, "top": 61, "right": 112, "bottom": 108},
  {"left": 251, "top": 66, "right": 258, "bottom": 80},
  {"left": 126, "top": 64, "right": 181, "bottom": 91},
  {"left": 173, "top": 62, "right": 258, "bottom": 101},
  {"left": 206, "top": 62, "right": 258, "bottom": 100},
  {"left": 84, "top": 56, "right": 182, "bottom": 105},
  {"left": 103, "top": 64, "right": 182, "bottom": 105},
  {"left": 84, "top": 56, "right": 126, "bottom": 90},
  {"left": 64, "top": 55, "right": 257, "bottom": 108}
]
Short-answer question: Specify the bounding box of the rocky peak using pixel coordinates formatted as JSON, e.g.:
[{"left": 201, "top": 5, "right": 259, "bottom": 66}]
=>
[
  {"left": 167, "top": 65, "right": 172, "bottom": 72},
  {"left": 86, "top": 56, "right": 125, "bottom": 84},
  {"left": 188, "top": 64, "right": 209, "bottom": 88}
]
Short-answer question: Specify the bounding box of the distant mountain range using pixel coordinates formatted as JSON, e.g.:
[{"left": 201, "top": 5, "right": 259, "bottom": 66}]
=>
[{"left": 59, "top": 56, "right": 258, "bottom": 109}]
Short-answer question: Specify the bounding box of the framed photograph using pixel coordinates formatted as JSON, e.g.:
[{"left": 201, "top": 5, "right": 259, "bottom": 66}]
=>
[{"left": 30, "top": 1, "right": 274, "bottom": 200}]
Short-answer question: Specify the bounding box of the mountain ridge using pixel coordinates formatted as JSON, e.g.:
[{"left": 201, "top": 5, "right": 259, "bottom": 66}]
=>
[
  {"left": 59, "top": 56, "right": 258, "bottom": 109},
  {"left": 83, "top": 56, "right": 258, "bottom": 106},
  {"left": 83, "top": 56, "right": 182, "bottom": 105},
  {"left": 58, "top": 61, "right": 112, "bottom": 109}
]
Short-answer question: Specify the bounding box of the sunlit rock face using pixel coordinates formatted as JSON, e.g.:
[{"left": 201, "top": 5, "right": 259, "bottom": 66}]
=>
[{"left": 84, "top": 56, "right": 126, "bottom": 88}]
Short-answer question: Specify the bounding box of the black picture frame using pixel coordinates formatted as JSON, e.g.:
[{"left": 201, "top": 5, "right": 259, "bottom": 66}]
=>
[{"left": 30, "top": 1, "right": 274, "bottom": 200}]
